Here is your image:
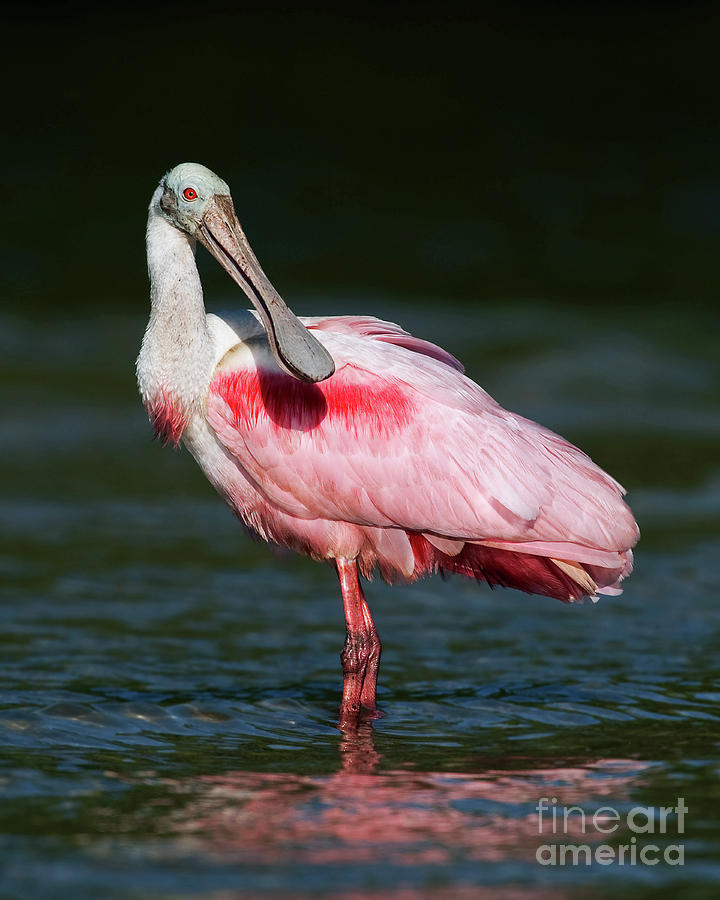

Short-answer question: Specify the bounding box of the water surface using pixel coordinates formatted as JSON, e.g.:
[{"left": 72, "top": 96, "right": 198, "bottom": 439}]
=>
[{"left": 1, "top": 300, "right": 718, "bottom": 898}]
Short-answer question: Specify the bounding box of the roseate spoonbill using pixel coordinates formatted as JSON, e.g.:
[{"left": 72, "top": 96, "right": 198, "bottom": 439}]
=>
[{"left": 137, "top": 163, "right": 639, "bottom": 727}]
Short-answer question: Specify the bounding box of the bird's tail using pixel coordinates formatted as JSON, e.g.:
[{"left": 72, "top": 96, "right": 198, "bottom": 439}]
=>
[{"left": 406, "top": 533, "right": 634, "bottom": 603}]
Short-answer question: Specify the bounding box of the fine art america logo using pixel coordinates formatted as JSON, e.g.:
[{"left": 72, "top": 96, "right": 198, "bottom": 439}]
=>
[{"left": 535, "top": 796, "right": 687, "bottom": 866}]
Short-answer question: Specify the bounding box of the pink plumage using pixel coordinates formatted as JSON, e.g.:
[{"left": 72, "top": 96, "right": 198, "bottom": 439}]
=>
[
  {"left": 203, "top": 315, "right": 637, "bottom": 604},
  {"left": 148, "top": 386, "right": 190, "bottom": 447},
  {"left": 139, "top": 164, "right": 639, "bottom": 727}
]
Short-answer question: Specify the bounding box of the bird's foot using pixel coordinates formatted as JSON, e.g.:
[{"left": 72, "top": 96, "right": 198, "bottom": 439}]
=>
[
  {"left": 339, "top": 627, "right": 382, "bottom": 729},
  {"left": 338, "top": 698, "right": 384, "bottom": 732}
]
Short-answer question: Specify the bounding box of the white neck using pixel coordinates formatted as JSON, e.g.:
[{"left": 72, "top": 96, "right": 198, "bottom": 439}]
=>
[{"left": 136, "top": 200, "right": 215, "bottom": 426}]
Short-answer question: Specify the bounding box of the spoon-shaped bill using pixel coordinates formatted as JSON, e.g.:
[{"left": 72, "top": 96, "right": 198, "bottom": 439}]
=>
[{"left": 198, "top": 196, "right": 335, "bottom": 383}]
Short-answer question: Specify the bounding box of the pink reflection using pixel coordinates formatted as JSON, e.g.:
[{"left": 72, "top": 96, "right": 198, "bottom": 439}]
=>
[
  {"left": 200, "top": 889, "right": 574, "bottom": 900},
  {"left": 136, "top": 728, "right": 651, "bottom": 870}
]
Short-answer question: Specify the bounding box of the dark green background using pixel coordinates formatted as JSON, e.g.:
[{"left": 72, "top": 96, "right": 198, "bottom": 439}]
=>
[{"left": 5, "top": 6, "right": 719, "bottom": 313}]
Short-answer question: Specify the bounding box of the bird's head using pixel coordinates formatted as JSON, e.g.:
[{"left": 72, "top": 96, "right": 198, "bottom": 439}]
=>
[
  {"left": 155, "top": 162, "right": 335, "bottom": 384},
  {"left": 160, "top": 162, "right": 231, "bottom": 235}
]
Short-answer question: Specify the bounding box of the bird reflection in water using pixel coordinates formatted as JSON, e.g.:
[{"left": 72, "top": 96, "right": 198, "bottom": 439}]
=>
[{"left": 112, "top": 728, "right": 649, "bottom": 872}]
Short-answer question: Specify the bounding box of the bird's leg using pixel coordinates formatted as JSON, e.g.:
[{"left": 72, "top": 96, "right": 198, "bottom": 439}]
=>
[{"left": 336, "top": 558, "right": 382, "bottom": 727}]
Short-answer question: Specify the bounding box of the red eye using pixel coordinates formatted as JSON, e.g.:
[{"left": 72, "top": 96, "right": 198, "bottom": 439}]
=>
[{"left": 182, "top": 186, "right": 198, "bottom": 201}]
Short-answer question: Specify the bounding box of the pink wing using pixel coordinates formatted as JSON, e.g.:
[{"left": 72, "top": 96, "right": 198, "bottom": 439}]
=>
[
  {"left": 302, "top": 315, "right": 465, "bottom": 372},
  {"left": 206, "top": 316, "right": 638, "bottom": 576}
]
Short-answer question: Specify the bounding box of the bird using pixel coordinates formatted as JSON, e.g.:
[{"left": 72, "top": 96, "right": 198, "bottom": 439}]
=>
[{"left": 137, "top": 163, "right": 639, "bottom": 728}]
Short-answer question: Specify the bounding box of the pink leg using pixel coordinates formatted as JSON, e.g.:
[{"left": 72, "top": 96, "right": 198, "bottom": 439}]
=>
[{"left": 336, "top": 558, "right": 382, "bottom": 728}]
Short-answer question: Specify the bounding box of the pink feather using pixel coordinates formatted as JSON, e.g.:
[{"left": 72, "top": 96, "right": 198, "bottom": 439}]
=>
[{"left": 202, "top": 315, "right": 638, "bottom": 603}]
